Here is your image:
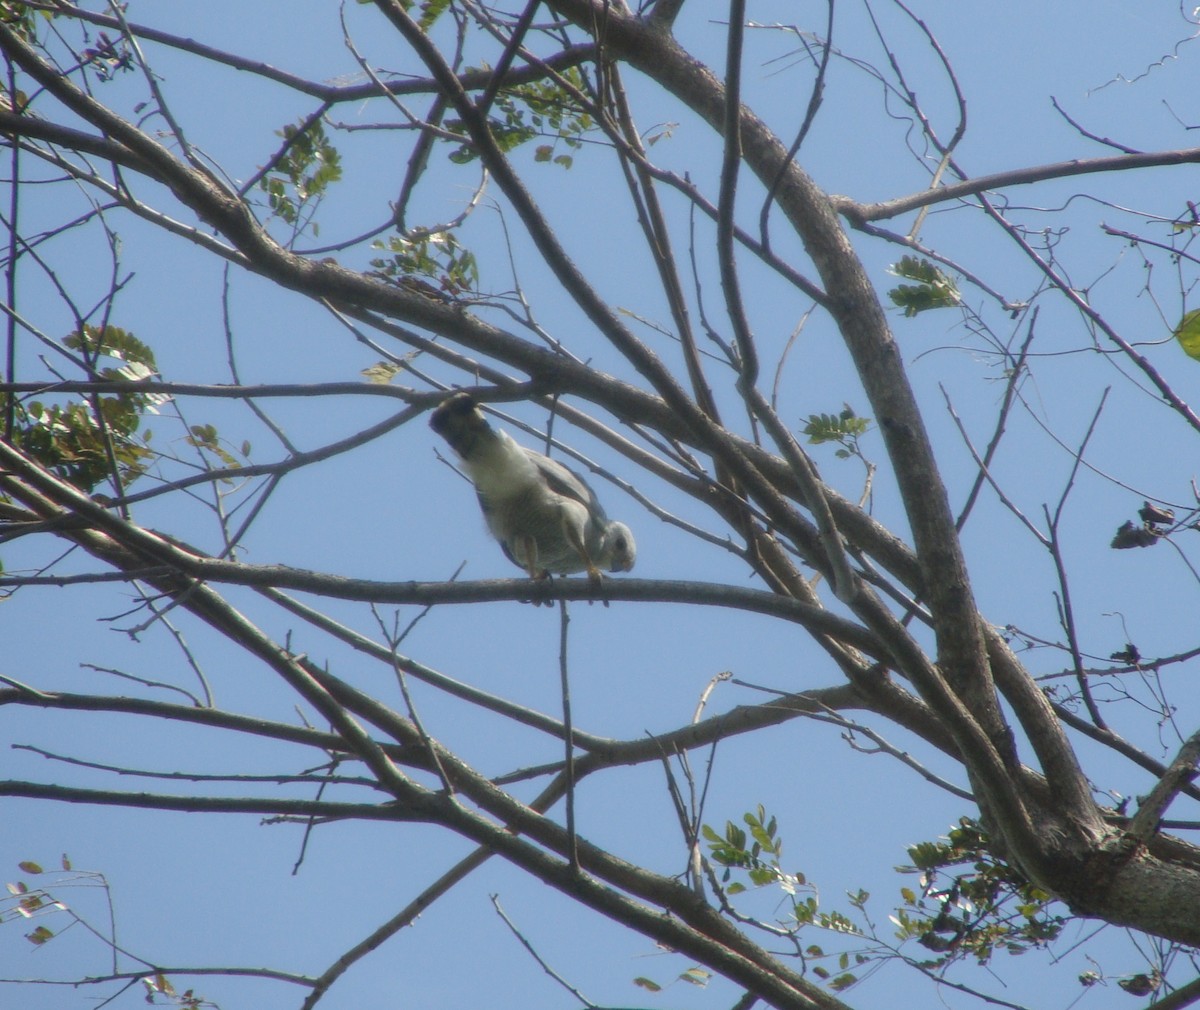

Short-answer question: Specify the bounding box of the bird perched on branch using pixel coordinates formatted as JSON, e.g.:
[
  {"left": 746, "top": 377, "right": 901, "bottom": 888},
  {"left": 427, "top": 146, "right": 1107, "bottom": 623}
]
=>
[{"left": 430, "top": 392, "right": 636, "bottom": 587}]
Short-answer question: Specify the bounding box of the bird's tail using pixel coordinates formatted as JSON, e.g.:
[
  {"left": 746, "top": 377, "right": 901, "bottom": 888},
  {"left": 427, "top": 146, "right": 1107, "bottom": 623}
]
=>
[{"left": 429, "top": 392, "right": 494, "bottom": 460}]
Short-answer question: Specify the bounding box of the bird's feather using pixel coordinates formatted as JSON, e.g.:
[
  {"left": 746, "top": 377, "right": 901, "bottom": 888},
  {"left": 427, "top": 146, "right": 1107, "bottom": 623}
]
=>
[{"left": 430, "top": 393, "right": 636, "bottom": 579}]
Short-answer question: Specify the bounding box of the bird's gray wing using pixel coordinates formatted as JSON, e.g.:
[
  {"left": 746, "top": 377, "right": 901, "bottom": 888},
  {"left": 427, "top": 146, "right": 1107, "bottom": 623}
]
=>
[{"left": 523, "top": 449, "right": 609, "bottom": 524}]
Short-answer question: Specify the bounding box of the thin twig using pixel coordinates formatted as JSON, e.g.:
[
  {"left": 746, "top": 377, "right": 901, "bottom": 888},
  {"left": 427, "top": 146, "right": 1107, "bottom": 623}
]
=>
[
  {"left": 491, "top": 893, "right": 596, "bottom": 1006},
  {"left": 558, "top": 596, "right": 578, "bottom": 871}
]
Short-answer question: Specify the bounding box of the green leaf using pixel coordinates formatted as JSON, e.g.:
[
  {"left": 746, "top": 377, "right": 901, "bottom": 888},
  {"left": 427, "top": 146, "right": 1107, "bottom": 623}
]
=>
[
  {"left": 27, "top": 925, "right": 54, "bottom": 945},
  {"left": 190, "top": 423, "right": 218, "bottom": 446},
  {"left": 361, "top": 361, "right": 402, "bottom": 384},
  {"left": 747, "top": 822, "right": 776, "bottom": 850},
  {"left": 418, "top": 0, "right": 451, "bottom": 30},
  {"left": 830, "top": 973, "right": 858, "bottom": 991},
  {"left": 679, "top": 967, "right": 711, "bottom": 987},
  {"left": 887, "top": 255, "right": 960, "bottom": 317},
  {"left": 632, "top": 976, "right": 661, "bottom": 992},
  {"left": 1173, "top": 308, "right": 1200, "bottom": 359}
]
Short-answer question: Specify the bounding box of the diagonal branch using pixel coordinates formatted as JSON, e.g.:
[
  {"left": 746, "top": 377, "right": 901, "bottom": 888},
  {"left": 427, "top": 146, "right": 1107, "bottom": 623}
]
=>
[
  {"left": 1126, "top": 730, "right": 1200, "bottom": 845},
  {"left": 834, "top": 147, "right": 1200, "bottom": 224}
]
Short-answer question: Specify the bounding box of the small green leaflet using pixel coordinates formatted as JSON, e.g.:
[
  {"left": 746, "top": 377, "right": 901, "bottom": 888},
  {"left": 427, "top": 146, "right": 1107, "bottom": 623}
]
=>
[{"left": 1174, "top": 308, "right": 1200, "bottom": 360}]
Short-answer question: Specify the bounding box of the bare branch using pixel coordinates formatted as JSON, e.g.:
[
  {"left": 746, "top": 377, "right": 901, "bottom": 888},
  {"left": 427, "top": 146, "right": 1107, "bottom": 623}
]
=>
[
  {"left": 835, "top": 147, "right": 1200, "bottom": 224},
  {"left": 1127, "top": 731, "right": 1200, "bottom": 845}
]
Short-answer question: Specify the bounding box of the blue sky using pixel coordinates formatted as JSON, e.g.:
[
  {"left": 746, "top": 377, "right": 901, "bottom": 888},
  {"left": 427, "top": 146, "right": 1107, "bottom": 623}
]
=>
[{"left": 3, "top": 3, "right": 1200, "bottom": 1009}]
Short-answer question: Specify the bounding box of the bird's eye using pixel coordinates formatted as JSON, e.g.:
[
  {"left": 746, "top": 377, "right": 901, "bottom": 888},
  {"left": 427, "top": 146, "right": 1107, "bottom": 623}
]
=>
[{"left": 614, "top": 536, "right": 626, "bottom": 551}]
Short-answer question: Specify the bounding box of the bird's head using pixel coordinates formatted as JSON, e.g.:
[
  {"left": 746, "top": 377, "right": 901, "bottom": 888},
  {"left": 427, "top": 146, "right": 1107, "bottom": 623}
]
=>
[
  {"left": 429, "top": 391, "right": 492, "bottom": 460},
  {"left": 603, "top": 522, "right": 637, "bottom": 573}
]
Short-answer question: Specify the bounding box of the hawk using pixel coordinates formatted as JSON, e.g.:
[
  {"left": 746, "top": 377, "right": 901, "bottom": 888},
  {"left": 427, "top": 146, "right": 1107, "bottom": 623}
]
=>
[{"left": 430, "top": 392, "right": 636, "bottom": 587}]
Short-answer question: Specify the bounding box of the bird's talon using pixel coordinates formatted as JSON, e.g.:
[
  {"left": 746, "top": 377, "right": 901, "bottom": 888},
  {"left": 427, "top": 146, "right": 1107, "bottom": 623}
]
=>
[{"left": 585, "top": 567, "right": 611, "bottom": 607}]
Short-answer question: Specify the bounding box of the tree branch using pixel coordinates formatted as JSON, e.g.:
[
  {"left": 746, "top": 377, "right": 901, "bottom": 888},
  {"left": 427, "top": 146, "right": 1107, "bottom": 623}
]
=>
[
  {"left": 834, "top": 147, "right": 1200, "bottom": 224},
  {"left": 1127, "top": 730, "right": 1200, "bottom": 845}
]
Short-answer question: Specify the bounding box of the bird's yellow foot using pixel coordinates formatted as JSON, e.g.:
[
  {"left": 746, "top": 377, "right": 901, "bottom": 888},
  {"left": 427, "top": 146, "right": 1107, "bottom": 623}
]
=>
[{"left": 586, "top": 566, "right": 610, "bottom": 607}]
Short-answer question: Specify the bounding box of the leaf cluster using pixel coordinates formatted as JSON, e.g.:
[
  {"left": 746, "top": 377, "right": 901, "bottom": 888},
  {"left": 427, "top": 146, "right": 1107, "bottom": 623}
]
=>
[
  {"left": 705, "top": 810, "right": 1070, "bottom": 990},
  {"left": 80, "top": 30, "right": 132, "bottom": 81},
  {"left": 259, "top": 120, "right": 342, "bottom": 233},
  {"left": 0, "top": 2, "right": 42, "bottom": 38},
  {"left": 447, "top": 68, "right": 594, "bottom": 169},
  {"left": 703, "top": 804, "right": 796, "bottom": 893},
  {"left": 3, "top": 856, "right": 72, "bottom": 949},
  {"left": 894, "top": 817, "right": 1063, "bottom": 965},
  {"left": 370, "top": 230, "right": 479, "bottom": 295},
  {"left": 703, "top": 806, "right": 863, "bottom": 991},
  {"left": 887, "top": 255, "right": 961, "bottom": 317},
  {"left": 185, "top": 423, "right": 248, "bottom": 474},
  {"left": 4, "top": 857, "right": 210, "bottom": 1007},
  {"left": 802, "top": 405, "right": 872, "bottom": 459},
  {"left": 6, "top": 325, "right": 161, "bottom": 492}
]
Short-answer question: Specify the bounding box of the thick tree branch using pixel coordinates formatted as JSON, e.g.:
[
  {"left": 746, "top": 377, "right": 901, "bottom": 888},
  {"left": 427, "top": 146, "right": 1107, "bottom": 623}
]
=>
[{"left": 541, "top": 0, "right": 1116, "bottom": 880}]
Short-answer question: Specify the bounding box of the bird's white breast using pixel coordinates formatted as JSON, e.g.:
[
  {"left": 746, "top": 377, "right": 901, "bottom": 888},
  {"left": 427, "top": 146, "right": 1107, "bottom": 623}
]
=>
[{"left": 462, "top": 429, "right": 542, "bottom": 500}]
